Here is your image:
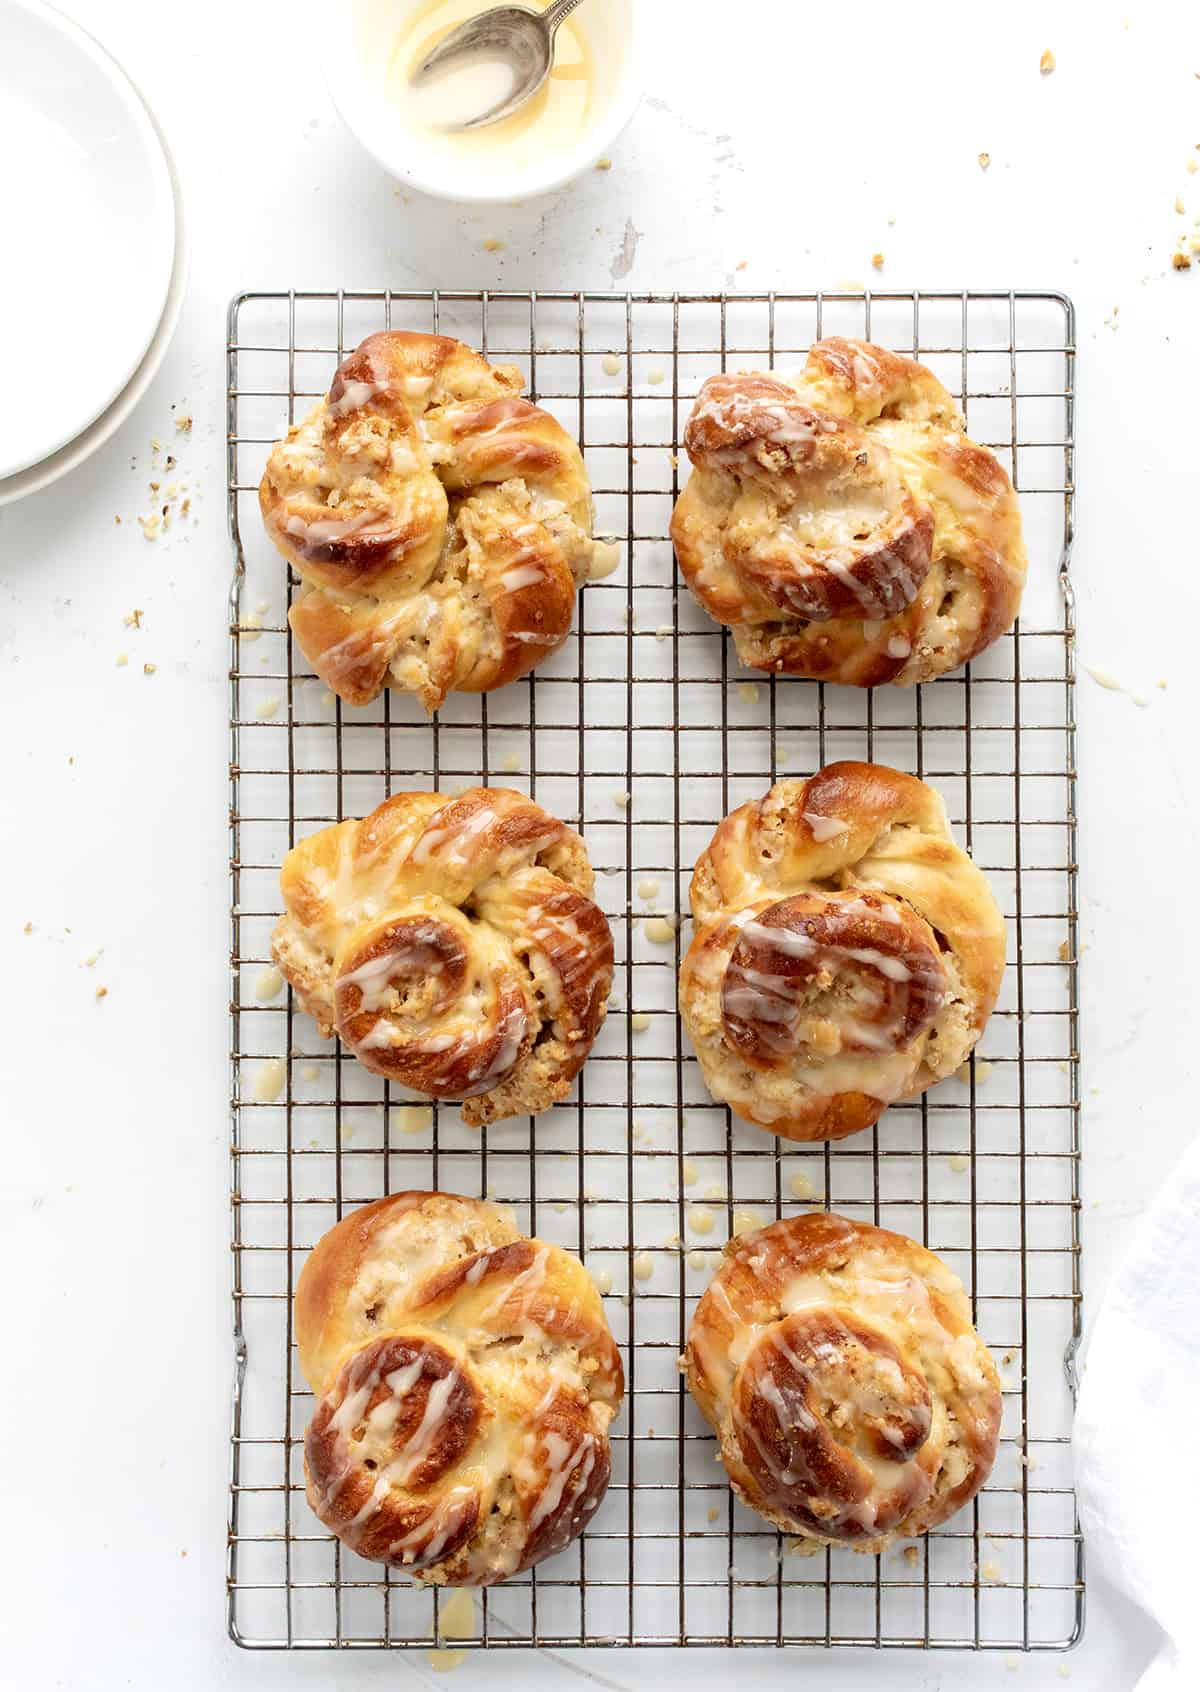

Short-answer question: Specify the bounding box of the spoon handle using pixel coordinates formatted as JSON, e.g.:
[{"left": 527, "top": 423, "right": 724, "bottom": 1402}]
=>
[{"left": 543, "top": 0, "right": 586, "bottom": 35}]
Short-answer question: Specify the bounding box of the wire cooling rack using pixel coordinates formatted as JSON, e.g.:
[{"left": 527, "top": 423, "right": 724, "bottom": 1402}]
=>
[{"left": 226, "top": 288, "right": 1081, "bottom": 1653}]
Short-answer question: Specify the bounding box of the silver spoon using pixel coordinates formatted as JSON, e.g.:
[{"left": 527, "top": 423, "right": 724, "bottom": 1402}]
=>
[{"left": 409, "top": 0, "right": 588, "bottom": 131}]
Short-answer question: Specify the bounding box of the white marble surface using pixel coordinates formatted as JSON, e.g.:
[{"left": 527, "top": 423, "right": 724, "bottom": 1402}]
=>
[{"left": 3, "top": 0, "right": 1197, "bottom": 1686}]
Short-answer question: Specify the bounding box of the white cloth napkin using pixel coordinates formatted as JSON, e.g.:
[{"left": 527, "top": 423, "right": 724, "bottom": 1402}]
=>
[{"left": 1074, "top": 1136, "right": 1200, "bottom": 1689}]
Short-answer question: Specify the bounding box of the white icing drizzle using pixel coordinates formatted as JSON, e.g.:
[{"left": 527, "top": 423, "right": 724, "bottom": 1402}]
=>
[{"left": 802, "top": 812, "right": 850, "bottom": 843}]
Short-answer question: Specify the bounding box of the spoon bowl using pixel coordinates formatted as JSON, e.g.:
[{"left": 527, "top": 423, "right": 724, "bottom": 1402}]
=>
[{"left": 410, "top": 0, "right": 586, "bottom": 130}]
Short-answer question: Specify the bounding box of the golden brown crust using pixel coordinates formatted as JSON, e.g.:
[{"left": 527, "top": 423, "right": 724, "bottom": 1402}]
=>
[
  {"left": 670, "top": 337, "right": 1026, "bottom": 685},
  {"left": 679, "top": 762, "right": 1006, "bottom": 1142},
  {"left": 272, "top": 787, "right": 613, "bottom": 1123},
  {"left": 296, "top": 1192, "right": 623, "bottom": 1584},
  {"left": 259, "top": 331, "right": 594, "bottom": 713},
  {"left": 685, "top": 1212, "right": 1001, "bottom": 1552}
]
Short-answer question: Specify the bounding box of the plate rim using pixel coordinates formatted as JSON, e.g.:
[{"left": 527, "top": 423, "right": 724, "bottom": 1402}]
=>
[
  {"left": 0, "top": 12, "right": 187, "bottom": 507},
  {"left": 0, "top": 0, "right": 177, "bottom": 478}
]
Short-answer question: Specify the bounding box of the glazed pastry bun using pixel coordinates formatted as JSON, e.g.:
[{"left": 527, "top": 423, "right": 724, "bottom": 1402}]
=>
[
  {"left": 679, "top": 762, "right": 1005, "bottom": 1142},
  {"left": 670, "top": 337, "right": 1026, "bottom": 684},
  {"left": 685, "top": 1211, "right": 1001, "bottom": 1552},
  {"left": 297, "top": 1191, "right": 623, "bottom": 1583},
  {"left": 260, "top": 330, "right": 594, "bottom": 713},
  {"left": 272, "top": 786, "right": 613, "bottom": 1124}
]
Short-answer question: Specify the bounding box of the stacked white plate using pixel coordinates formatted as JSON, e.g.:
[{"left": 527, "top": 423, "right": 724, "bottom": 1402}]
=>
[{"left": 0, "top": 0, "right": 187, "bottom": 506}]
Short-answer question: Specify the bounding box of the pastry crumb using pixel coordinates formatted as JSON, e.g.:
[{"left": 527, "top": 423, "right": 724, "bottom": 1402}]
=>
[
  {"left": 175, "top": 414, "right": 192, "bottom": 433},
  {"left": 116, "top": 653, "right": 129, "bottom": 667},
  {"left": 903, "top": 1545, "right": 920, "bottom": 1566},
  {"left": 426, "top": 1648, "right": 467, "bottom": 1673},
  {"left": 23, "top": 922, "right": 33, "bottom": 934},
  {"left": 1172, "top": 251, "right": 1192, "bottom": 269},
  {"left": 1040, "top": 48, "right": 1056, "bottom": 75},
  {"left": 124, "top": 609, "right": 144, "bottom": 628},
  {"left": 143, "top": 663, "right": 157, "bottom": 676},
  {"left": 1175, "top": 197, "right": 1187, "bottom": 215},
  {"left": 590, "top": 539, "right": 622, "bottom": 579},
  {"left": 95, "top": 985, "right": 108, "bottom": 1000},
  {"left": 482, "top": 237, "right": 504, "bottom": 251},
  {"left": 871, "top": 251, "right": 884, "bottom": 270},
  {"left": 138, "top": 514, "right": 161, "bottom": 540},
  {"left": 391, "top": 1105, "right": 433, "bottom": 1135},
  {"left": 707, "top": 1505, "right": 720, "bottom": 1520},
  {"left": 594, "top": 156, "right": 612, "bottom": 171},
  {"left": 978, "top": 151, "right": 991, "bottom": 170},
  {"left": 1057, "top": 939, "right": 1070, "bottom": 961}
]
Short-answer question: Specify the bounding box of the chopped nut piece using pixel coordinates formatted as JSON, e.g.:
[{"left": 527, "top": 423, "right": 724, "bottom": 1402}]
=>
[
  {"left": 871, "top": 251, "right": 884, "bottom": 270},
  {"left": 175, "top": 414, "right": 192, "bottom": 432},
  {"left": 1171, "top": 251, "right": 1192, "bottom": 269},
  {"left": 903, "top": 1546, "right": 920, "bottom": 1566},
  {"left": 978, "top": 151, "right": 991, "bottom": 170},
  {"left": 95, "top": 985, "right": 108, "bottom": 1000},
  {"left": 594, "top": 156, "right": 612, "bottom": 171},
  {"left": 124, "top": 609, "right": 143, "bottom": 628},
  {"left": 1040, "top": 48, "right": 1056, "bottom": 75},
  {"left": 143, "top": 662, "right": 157, "bottom": 676}
]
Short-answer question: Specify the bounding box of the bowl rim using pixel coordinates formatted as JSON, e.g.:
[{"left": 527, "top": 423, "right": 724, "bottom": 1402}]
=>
[{"left": 324, "top": 0, "right": 643, "bottom": 205}]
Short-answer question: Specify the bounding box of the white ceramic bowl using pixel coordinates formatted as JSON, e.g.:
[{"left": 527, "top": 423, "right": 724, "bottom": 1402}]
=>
[
  {"left": 0, "top": 0, "right": 177, "bottom": 480},
  {"left": 326, "top": 0, "right": 640, "bottom": 204}
]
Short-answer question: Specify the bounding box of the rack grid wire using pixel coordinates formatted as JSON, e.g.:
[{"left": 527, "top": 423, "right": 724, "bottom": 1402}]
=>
[{"left": 226, "top": 288, "right": 1081, "bottom": 1654}]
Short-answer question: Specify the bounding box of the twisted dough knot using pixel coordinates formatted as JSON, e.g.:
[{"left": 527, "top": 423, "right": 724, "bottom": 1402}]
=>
[
  {"left": 685, "top": 1212, "right": 1001, "bottom": 1551},
  {"left": 298, "top": 1193, "right": 623, "bottom": 1584},
  {"left": 679, "top": 762, "right": 1006, "bottom": 1143},
  {"left": 720, "top": 891, "right": 947, "bottom": 1068},
  {"left": 273, "top": 786, "right": 613, "bottom": 1124},
  {"left": 259, "top": 331, "right": 594, "bottom": 712},
  {"left": 670, "top": 337, "right": 1026, "bottom": 686}
]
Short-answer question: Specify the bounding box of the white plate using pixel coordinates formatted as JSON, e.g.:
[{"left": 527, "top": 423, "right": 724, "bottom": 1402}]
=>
[
  {"left": 0, "top": 0, "right": 176, "bottom": 479},
  {"left": 0, "top": 9, "right": 186, "bottom": 506}
]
